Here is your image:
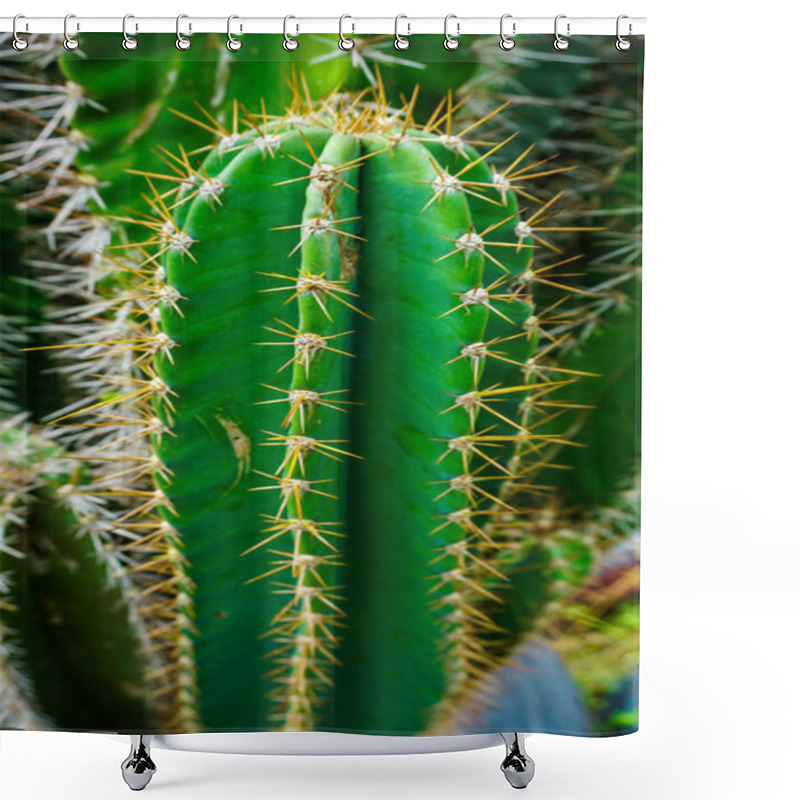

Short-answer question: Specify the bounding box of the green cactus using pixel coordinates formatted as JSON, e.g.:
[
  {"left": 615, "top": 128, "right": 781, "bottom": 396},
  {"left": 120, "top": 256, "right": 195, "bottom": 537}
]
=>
[{"left": 1, "top": 37, "right": 641, "bottom": 737}]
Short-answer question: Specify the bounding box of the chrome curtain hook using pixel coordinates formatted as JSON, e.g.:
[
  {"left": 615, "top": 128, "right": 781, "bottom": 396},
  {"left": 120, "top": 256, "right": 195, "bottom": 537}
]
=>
[
  {"left": 616, "top": 15, "right": 632, "bottom": 51},
  {"left": 554, "top": 14, "right": 570, "bottom": 50},
  {"left": 122, "top": 14, "right": 138, "bottom": 51},
  {"left": 283, "top": 15, "right": 299, "bottom": 51},
  {"left": 63, "top": 13, "right": 79, "bottom": 51},
  {"left": 394, "top": 15, "right": 410, "bottom": 50},
  {"left": 227, "top": 15, "right": 242, "bottom": 51},
  {"left": 444, "top": 14, "right": 460, "bottom": 51},
  {"left": 338, "top": 14, "right": 355, "bottom": 51},
  {"left": 499, "top": 14, "right": 515, "bottom": 50},
  {"left": 12, "top": 14, "right": 29, "bottom": 51},
  {"left": 176, "top": 13, "right": 191, "bottom": 50}
]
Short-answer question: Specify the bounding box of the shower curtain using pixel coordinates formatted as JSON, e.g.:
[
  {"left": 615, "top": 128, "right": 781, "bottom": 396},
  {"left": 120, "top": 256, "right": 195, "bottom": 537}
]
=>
[{"left": 0, "top": 31, "right": 643, "bottom": 738}]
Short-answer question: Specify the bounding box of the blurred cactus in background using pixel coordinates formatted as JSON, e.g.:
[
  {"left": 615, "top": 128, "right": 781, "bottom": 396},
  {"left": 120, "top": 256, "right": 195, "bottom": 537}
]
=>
[
  {"left": 0, "top": 33, "right": 641, "bottom": 735},
  {"left": 0, "top": 419, "right": 157, "bottom": 730}
]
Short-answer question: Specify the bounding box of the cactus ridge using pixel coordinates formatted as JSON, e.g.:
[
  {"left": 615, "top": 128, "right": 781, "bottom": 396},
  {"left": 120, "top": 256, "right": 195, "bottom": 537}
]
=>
[{"left": 256, "top": 132, "right": 363, "bottom": 728}]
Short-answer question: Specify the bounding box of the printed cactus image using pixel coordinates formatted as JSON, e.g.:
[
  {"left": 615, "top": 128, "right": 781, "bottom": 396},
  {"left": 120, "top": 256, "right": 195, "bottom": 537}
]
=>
[{"left": 1, "top": 34, "right": 641, "bottom": 737}]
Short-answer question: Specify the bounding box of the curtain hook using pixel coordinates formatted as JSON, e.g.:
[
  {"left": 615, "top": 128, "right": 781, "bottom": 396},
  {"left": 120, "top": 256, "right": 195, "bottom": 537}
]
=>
[
  {"left": 283, "top": 15, "right": 299, "bottom": 51},
  {"left": 444, "top": 14, "right": 460, "bottom": 51},
  {"left": 499, "top": 14, "right": 515, "bottom": 50},
  {"left": 394, "top": 15, "right": 410, "bottom": 51},
  {"left": 554, "top": 14, "right": 570, "bottom": 51},
  {"left": 338, "top": 14, "right": 355, "bottom": 51},
  {"left": 227, "top": 15, "right": 242, "bottom": 51},
  {"left": 176, "top": 13, "right": 191, "bottom": 50},
  {"left": 63, "top": 13, "right": 79, "bottom": 51},
  {"left": 616, "top": 15, "right": 632, "bottom": 51},
  {"left": 12, "top": 14, "right": 29, "bottom": 51},
  {"left": 122, "top": 14, "right": 138, "bottom": 51}
]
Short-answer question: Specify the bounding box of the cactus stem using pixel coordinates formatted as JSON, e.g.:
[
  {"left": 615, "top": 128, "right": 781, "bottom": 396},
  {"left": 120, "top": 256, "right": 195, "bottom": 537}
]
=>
[
  {"left": 258, "top": 133, "right": 364, "bottom": 730},
  {"left": 4, "top": 69, "right": 605, "bottom": 732}
]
